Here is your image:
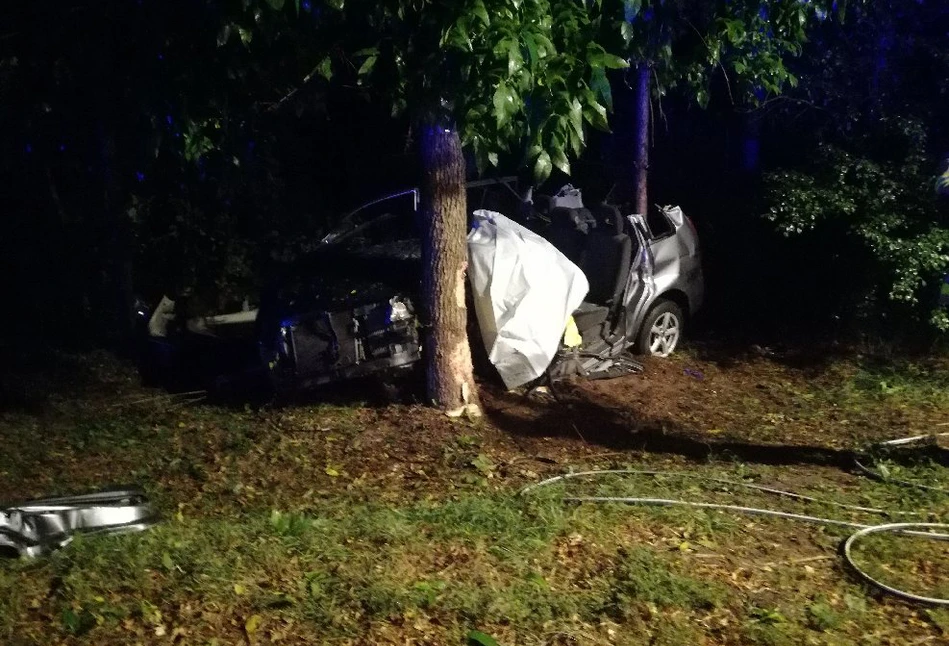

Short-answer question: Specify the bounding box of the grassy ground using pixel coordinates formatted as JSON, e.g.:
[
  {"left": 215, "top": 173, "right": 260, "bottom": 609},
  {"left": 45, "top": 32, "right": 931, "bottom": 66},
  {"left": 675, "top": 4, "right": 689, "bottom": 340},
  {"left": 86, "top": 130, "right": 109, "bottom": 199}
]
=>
[{"left": 1, "top": 345, "right": 948, "bottom": 644}]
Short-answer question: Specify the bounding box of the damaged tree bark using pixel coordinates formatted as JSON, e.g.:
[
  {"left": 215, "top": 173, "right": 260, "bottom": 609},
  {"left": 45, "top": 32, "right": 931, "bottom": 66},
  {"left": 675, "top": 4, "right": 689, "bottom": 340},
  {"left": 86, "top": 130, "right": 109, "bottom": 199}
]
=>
[{"left": 418, "top": 125, "right": 481, "bottom": 415}]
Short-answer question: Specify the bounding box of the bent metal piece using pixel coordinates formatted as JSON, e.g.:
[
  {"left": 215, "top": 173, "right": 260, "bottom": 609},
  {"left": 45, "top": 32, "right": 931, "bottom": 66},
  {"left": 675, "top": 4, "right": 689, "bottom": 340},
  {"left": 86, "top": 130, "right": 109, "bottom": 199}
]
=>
[{"left": 0, "top": 488, "right": 158, "bottom": 558}]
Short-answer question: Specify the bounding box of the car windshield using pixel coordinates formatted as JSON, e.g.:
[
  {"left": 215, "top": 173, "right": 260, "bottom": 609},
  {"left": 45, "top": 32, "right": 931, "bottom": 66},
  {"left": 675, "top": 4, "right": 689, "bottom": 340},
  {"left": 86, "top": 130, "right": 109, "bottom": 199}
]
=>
[
  {"left": 320, "top": 176, "right": 523, "bottom": 249},
  {"left": 321, "top": 189, "right": 419, "bottom": 248}
]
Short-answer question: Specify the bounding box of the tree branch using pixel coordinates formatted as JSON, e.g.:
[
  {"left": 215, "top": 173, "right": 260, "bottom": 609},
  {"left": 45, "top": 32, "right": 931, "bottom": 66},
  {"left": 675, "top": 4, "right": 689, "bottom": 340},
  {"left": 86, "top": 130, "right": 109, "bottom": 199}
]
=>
[
  {"left": 684, "top": 18, "right": 735, "bottom": 107},
  {"left": 263, "top": 63, "right": 323, "bottom": 114}
]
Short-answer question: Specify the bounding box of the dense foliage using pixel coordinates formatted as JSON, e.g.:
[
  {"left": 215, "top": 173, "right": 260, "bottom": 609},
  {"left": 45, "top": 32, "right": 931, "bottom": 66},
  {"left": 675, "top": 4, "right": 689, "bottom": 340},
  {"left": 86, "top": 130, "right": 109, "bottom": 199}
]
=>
[
  {"left": 2, "top": 0, "right": 946, "bottom": 348},
  {"left": 230, "top": 0, "right": 628, "bottom": 182},
  {"left": 619, "top": 0, "right": 846, "bottom": 107},
  {"left": 763, "top": 0, "right": 949, "bottom": 334}
]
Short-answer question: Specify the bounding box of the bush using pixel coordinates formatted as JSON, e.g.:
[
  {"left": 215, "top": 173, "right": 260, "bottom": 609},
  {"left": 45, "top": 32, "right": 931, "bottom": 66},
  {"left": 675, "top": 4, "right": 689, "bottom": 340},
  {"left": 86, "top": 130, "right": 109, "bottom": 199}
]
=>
[{"left": 764, "top": 119, "right": 949, "bottom": 335}]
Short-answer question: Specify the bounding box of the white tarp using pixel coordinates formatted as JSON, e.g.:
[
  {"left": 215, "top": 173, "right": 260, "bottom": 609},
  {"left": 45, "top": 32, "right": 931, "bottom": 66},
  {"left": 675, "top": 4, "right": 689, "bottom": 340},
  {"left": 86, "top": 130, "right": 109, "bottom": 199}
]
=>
[{"left": 467, "top": 209, "right": 589, "bottom": 389}]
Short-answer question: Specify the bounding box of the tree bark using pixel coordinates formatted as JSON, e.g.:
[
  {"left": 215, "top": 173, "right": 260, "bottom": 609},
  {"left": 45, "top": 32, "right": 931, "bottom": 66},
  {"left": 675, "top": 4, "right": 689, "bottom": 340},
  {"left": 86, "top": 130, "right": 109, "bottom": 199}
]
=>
[
  {"left": 418, "top": 125, "right": 480, "bottom": 414},
  {"left": 632, "top": 61, "right": 651, "bottom": 216}
]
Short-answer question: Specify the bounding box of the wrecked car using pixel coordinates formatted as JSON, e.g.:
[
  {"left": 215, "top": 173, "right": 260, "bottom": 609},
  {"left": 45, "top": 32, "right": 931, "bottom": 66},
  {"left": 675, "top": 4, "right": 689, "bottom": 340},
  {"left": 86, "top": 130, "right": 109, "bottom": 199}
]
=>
[
  {"left": 468, "top": 191, "right": 703, "bottom": 388},
  {"left": 136, "top": 177, "right": 703, "bottom": 394},
  {"left": 135, "top": 179, "right": 525, "bottom": 395},
  {"left": 530, "top": 191, "right": 704, "bottom": 360}
]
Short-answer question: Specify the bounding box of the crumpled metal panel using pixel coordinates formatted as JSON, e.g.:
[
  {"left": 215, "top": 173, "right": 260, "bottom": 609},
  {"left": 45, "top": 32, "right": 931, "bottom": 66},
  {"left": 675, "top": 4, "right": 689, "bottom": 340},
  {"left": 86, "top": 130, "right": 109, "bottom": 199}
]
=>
[{"left": 0, "top": 488, "right": 157, "bottom": 558}]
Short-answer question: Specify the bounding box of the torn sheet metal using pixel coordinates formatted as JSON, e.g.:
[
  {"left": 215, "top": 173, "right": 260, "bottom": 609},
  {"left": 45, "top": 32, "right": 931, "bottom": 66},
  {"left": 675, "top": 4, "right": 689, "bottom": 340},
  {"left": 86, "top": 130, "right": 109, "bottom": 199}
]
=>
[
  {"left": 468, "top": 209, "right": 589, "bottom": 389},
  {"left": 0, "top": 488, "right": 157, "bottom": 558},
  {"left": 624, "top": 213, "right": 658, "bottom": 331}
]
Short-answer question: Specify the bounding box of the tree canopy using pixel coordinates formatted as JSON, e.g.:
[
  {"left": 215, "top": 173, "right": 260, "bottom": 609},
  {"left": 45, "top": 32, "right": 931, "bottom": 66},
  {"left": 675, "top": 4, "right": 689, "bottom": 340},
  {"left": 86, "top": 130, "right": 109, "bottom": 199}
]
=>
[{"left": 223, "top": 0, "right": 627, "bottom": 183}]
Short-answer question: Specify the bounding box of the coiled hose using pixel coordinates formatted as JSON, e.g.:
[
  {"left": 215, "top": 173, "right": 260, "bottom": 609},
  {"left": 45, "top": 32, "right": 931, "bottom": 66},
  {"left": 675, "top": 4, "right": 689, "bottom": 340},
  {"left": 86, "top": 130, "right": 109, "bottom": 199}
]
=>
[{"left": 521, "top": 434, "right": 949, "bottom": 606}]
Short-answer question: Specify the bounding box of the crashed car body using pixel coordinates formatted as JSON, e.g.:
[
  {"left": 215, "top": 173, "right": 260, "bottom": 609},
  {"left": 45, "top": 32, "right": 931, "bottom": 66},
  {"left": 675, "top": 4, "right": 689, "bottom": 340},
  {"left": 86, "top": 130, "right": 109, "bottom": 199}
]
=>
[
  {"left": 540, "top": 198, "right": 704, "bottom": 361},
  {"left": 255, "top": 194, "right": 424, "bottom": 395},
  {"left": 136, "top": 180, "right": 520, "bottom": 394},
  {"left": 137, "top": 178, "right": 702, "bottom": 394},
  {"left": 468, "top": 194, "right": 703, "bottom": 387}
]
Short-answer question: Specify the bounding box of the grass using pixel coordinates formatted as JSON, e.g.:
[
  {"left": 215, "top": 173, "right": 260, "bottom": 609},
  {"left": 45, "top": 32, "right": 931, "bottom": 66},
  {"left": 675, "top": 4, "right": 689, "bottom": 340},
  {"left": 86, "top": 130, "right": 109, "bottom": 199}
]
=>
[
  {"left": 1, "top": 348, "right": 948, "bottom": 644},
  {"left": 0, "top": 492, "right": 729, "bottom": 644}
]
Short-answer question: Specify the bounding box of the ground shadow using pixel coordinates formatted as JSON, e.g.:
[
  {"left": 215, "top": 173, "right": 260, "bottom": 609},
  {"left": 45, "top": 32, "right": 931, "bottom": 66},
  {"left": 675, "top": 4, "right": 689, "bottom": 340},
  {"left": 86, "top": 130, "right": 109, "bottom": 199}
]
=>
[{"left": 487, "top": 389, "right": 855, "bottom": 468}]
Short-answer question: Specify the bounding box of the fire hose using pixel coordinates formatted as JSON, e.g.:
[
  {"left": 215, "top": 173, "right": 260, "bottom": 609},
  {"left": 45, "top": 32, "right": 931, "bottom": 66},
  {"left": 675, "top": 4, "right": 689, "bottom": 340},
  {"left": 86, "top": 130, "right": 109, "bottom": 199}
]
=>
[{"left": 521, "top": 433, "right": 949, "bottom": 606}]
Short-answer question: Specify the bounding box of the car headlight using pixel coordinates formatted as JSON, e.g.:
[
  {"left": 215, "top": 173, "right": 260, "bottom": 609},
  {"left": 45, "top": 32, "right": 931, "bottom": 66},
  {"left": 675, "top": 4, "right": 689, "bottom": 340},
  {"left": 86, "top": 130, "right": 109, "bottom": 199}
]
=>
[{"left": 387, "top": 298, "right": 412, "bottom": 325}]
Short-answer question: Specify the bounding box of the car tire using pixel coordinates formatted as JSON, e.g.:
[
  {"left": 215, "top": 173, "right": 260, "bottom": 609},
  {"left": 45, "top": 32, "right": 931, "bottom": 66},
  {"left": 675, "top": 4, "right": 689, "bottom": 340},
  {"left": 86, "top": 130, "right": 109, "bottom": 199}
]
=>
[{"left": 635, "top": 299, "right": 684, "bottom": 357}]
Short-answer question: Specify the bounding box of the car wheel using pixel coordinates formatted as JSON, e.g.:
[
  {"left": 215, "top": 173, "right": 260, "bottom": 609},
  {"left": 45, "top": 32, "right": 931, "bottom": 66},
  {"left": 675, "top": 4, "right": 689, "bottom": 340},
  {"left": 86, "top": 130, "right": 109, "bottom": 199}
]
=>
[{"left": 636, "top": 299, "right": 684, "bottom": 357}]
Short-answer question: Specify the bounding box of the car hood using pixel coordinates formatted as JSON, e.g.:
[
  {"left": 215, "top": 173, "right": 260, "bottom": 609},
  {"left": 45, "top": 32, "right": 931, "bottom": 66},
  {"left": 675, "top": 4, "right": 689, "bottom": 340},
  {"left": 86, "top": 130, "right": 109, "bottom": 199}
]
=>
[{"left": 259, "top": 242, "right": 421, "bottom": 323}]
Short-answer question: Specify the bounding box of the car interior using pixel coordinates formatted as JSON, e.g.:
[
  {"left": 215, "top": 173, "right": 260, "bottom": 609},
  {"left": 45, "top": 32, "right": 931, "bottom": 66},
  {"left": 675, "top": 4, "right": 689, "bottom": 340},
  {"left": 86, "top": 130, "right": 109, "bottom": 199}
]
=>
[{"left": 534, "top": 201, "right": 644, "bottom": 347}]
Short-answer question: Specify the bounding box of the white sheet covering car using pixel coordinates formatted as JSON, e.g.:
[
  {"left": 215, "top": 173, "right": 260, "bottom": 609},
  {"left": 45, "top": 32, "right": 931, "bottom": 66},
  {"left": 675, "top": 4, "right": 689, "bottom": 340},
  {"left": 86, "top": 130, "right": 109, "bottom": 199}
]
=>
[{"left": 467, "top": 209, "right": 589, "bottom": 389}]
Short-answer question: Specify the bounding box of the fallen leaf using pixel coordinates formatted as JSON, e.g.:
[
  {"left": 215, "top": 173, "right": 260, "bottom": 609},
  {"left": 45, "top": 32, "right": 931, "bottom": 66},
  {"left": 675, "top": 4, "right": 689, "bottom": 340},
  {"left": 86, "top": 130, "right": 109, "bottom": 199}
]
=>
[
  {"left": 245, "top": 614, "right": 263, "bottom": 634},
  {"left": 325, "top": 467, "right": 339, "bottom": 477},
  {"left": 467, "top": 629, "right": 499, "bottom": 646}
]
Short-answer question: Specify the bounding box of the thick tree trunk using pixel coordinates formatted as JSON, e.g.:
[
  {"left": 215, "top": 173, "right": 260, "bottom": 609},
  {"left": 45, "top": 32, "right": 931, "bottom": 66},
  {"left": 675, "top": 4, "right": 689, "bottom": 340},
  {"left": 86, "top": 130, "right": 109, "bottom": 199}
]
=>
[
  {"left": 418, "top": 125, "right": 481, "bottom": 415},
  {"left": 632, "top": 62, "right": 651, "bottom": 216}
]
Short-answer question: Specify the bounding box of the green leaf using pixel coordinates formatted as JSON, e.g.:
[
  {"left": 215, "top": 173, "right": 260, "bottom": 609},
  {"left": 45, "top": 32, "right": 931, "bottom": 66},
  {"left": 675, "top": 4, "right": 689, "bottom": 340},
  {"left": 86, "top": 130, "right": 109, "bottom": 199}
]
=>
[
  {"left": 533, "top": 150, "right": 552, "bottom": 182},
  {"left": 534, "top": 33, "right": 556, "bottom": 58},
  {"left": 583, "top": 100, "right": 610, "bottom": 132},
  {"left": 507, "top": 40, "right": 523, "bottom": 77},
  {"left": 836, "top": 0, "right": 849, "bottom": 22},
  {"left": 161, "top": 551, "right": 174, "bottom": 571},
  {"left": 590, "top": 67, "right": 613, "bottom": 111},
  {"left": 524, "top": 34, "right": 539, "bottom": 67},
  {"left": 603, "top": 53, "right": 628, "bottom": 69},
  {"left": 487, "top": 151, "right": 499, "bottom": 167},
  {"left": 696, "top": 88, "right": 709, "bottom": 108},
  {"left": 317, "top": 56, "right": 333, "bottom": 81},
  {"left": 621, "top": 21, "right": 634, "bottom": 45},
  {"left": 493, "top": 84, "right": 513, "bottom": 127},
  {"left": 566, "top": 126, "right": 582, "bottom": 158},
  {"left": 470, "top": 454, "right": 495, "bottom": 476},
  {"left": 357, "top": 56, "right": 377, "bottom": 77},
  {"left": 473, "top": 0, "right": 490, "bottom": 27},
  {"left": 294, "top": 0, "right": 301, "bottom": 13},
  {"left": 568, "top": 98, "right": 583, "bottom": 132},
  {"left": 238, "top": 27, "right": 253, "bottom": 47},
  {"left": 266, "top": 0, "right": 285, "bottom": 10},
  {"left": 551, "top": 146, "right": 570, "bottom": 175},
  {"left": 467, "top": 630, "right": 500, "bottom": 646}
]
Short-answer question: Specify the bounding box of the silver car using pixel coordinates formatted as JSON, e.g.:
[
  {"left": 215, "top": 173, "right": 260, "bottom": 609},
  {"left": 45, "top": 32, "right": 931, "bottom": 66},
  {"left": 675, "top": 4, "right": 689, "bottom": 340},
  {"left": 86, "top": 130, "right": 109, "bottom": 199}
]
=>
[
  {"left": 629, "top": 205, "right": 704, "bottom": 357},
  {"left": 535, "top": 198, "right": 703, "bottom": 378}
]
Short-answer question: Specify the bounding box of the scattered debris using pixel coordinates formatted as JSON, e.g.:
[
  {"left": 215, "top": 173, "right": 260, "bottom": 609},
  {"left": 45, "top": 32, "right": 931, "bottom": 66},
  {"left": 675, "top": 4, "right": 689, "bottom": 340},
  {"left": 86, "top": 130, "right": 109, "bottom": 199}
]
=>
[
  {"left": 0, "top": 487, "right": 157, "bottom": 558},
  {"left": 684, "top": 368, "right": 704, "bottom": 380}
]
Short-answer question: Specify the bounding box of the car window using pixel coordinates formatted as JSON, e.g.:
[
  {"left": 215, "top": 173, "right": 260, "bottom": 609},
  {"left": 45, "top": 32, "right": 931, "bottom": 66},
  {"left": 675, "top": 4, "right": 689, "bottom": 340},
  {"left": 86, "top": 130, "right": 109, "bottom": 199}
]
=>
[
  {"left": 344, "top": 211, "right": 418, "bottom": 249},
  {"left": 645, "top": 208, "right": 675, "bottom": 239},
  {"left": 329, "top": 191, "right": 419, "bottom": 248}
]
